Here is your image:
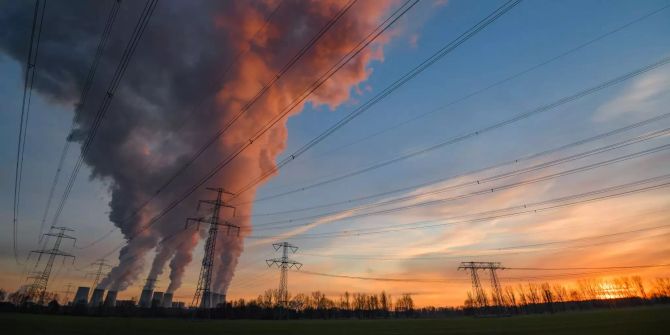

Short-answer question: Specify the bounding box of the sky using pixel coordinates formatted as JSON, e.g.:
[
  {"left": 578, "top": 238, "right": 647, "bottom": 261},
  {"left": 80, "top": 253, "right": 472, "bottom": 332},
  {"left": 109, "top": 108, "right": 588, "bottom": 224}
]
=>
[{"left": 1, "top": 0, "right": 669, "bottom": 307}]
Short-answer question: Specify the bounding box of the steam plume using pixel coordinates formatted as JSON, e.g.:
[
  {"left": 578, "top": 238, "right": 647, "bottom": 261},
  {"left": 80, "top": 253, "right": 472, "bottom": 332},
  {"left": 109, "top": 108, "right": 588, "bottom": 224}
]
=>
[{"left": 0, "top": 0, "right": 397, "bottom": 294}]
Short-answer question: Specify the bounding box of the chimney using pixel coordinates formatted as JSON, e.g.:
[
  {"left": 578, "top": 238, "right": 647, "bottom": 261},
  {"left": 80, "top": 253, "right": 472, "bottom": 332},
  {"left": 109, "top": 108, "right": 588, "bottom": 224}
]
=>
[
  {"left": 162, "top": 293, "right": 173, "bottom": 308},
  {"left": 74, "top": 287, "right": 90, "bottom": 305},
  {"left": 104, "top": 290, "right": 118, "bottom": 307},
  {"left": 89, "top": 288, "right": 105, "bottom": 307}
]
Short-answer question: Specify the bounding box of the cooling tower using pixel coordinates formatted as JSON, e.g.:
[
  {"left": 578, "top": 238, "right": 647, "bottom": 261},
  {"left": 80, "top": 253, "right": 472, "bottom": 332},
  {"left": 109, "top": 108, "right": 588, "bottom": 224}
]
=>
[
  {"left": 89, "top": 288, "right": 105, "bottom": 307},
  {"left": 138, "top": 288, "right": 153, "bottom": 308},
  {"left": 162, "top": 293, "right": 173, "bottom": 308},
  {"left": 200, "top": 291, "right": 212, "bottom": 309},
  {"left": 152, "top": 291, "right": 164, "bottom": 307},
  {"left": 73, "top": 287, "right": 90, "bottom": 305},
  {"left": 103, "top": 290, "right": 117, "bottom": 307}
]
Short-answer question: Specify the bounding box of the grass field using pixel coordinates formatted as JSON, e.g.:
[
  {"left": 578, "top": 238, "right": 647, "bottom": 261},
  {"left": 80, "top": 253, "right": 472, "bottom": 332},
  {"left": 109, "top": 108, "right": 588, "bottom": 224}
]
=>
[{"left": 2, "top": 305, "right": 668, "bottom": 335}]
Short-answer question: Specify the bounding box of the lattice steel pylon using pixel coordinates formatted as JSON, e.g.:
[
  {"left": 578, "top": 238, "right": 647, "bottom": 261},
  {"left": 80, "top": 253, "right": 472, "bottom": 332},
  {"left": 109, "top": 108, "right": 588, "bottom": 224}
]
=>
[
  {"left": 60, "top": 283, "right": 74, "bottom": 305},
  {"left": 459, "top": 263, "right": 488, "bottom": 308},
  {"left": 87, "top": 258, "right": 112, "bottom": 293},
  {"left": 488, "top": 264, "right": 504, "bottom": 307},
  {"left": 458, "top": 261, "right": 505, "bottom": 309},
  {"left": 27, "top": 226, "right": 76, "bottom": 304},
  {"left": 186, "top": 187, "right": 239, "bottom": 309},
  {"left": 266, "top": 242, "right": 302, "bottom": 313}
]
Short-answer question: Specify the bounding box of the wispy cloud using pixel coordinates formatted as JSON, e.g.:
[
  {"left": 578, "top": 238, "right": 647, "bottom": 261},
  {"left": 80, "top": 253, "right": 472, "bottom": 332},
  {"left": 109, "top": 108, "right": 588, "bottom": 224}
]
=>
[{"left": 595, "top": 68, "right": 670, "bottom": 122}]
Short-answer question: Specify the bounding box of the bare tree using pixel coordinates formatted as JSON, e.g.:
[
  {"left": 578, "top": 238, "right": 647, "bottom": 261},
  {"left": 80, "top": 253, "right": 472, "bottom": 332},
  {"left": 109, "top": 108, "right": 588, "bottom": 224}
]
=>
[
  {"left": 527, "top": 283, "right": 541, "bottom": 305},
  {"left": 504, "top": 286, "right": 517, "bottom": 307},
  {"left": 395, "top": 293, "right": 414, "bottom": 313},
  {"left": 631, "top": 276, "right": 646, "bottom": 298}
]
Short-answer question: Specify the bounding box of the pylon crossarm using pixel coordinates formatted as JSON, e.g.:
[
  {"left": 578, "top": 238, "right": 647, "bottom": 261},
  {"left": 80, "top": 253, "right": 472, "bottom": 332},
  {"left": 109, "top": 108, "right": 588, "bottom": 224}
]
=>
[
  {"left": 266, "top": 258, "right": 282, "bottom": 267},
  {"left": 50, "top": 226, "right": 74, "bottom": 232},
  {"left": 185, "top": 217, "right": 206, "bottom": 229},
  {"left": 197, "top": 199, "right": 220, "bottom": 208},
  {"left": 205, "top": 187, "right": 234, "bottom": 195}
]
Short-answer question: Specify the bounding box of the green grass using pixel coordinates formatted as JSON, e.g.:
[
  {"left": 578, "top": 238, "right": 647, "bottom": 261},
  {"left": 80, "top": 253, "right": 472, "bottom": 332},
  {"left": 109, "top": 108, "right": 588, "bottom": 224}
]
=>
[{"left": 2, "top": 305, "right": 669, "bottom": 335}]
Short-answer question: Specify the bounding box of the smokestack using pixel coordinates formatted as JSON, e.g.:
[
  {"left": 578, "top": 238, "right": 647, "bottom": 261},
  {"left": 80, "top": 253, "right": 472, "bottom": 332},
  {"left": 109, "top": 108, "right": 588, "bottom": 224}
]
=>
[
  {"left": 74, "top": 287, "right": 90, "bottom": 305},
  {"left": 152, "top": 291, "right": 164, "bottom": 307},
  {"left": 89, "top": 288, "right": 105, "bottom": 307},
  {"left": 138, "top": 288, "right": 153, "bottom": 308},
  {"left": 104, "top": 290, "right": 118, "bottom": 307},
  {"left": 162, "top": 293, "right": 173, "bottom": 308}
]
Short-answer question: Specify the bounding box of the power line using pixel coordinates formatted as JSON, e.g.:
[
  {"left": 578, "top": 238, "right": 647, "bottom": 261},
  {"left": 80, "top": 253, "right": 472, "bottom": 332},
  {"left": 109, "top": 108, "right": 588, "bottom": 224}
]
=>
[
  {"left": 505, "top": 264, "right": 670, "bottom": 271},
  {"left": 244, "top": 55, "right": 670, "bottom": 205},
  {"left": 13, "top": 0, "right": 48, "bottom": 264},
  {"left": 298, "top": 224, "right": 670, "bottom": 260},
  {"left": 251, "top": 128, "right": 669, "bottom": 226},
  {"left": 49, "top": 0, "right": 158, "bottom": 228},
  {"left": 38, "top": 0, "right": 121, "bottom": 241},
  {"left": 293, "top": 264, "right": 670, "bottom": 284},
  {"left": 230, "top": 0, "right": 523, "bottom": 202},
  {"left": 91, "top": 0, "right": 359, "bottom": 238},
  {"left": 75, "top": 0, "right": 377, "bottom": 250},
  {"left": 248, "top": 175, "right": 670, "bottom": 239},
  {"left": 92, "top": 0, "right": 419, "bottom": 258},
  {"left": 305, "top": 3, "right": 670, "bottom": 162},
  {"left": 305, "top": 231, "right": 670, "bottom": 261},
  {"left": 249, "top": 112, "right": 670, "bottom": 218},
  {"left": 251, "top": 143, "right": 669, "bottom": 230},
  {"left": 295, "top": 270, "right": 462, "bottom": 283}
]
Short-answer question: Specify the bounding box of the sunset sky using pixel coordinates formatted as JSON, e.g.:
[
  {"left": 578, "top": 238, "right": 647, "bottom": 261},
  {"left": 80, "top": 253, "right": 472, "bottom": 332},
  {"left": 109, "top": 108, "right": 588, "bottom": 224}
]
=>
[{"left": 1, "top": 0, "right": 669, "bottom": 307}]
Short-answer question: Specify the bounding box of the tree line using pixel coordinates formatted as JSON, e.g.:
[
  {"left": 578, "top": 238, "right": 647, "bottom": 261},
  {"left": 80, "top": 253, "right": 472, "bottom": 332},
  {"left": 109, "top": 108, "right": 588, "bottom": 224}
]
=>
[
  {"left": 464, "top": 276, "right": 670, "bottom": 315},
  {"left": 1, "top": 276, "right": 669, "bottom": 319}
]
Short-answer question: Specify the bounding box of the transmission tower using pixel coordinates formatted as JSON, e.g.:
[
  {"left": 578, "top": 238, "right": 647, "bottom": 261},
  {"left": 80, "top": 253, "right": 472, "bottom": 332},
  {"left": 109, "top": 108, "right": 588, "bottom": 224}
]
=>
[
  {"left": 60, "top": 283, "right": 74, "bottom": 305},
  {"left": 488, "top": 263, "right": 504, "bottom": 307},
  {"left": 88, "top": 258, "right": 112, "bottom": 290},
  {"left": 266, "top": 242, "right": 302, "bottom": 315},
  {"left": 186, "top": 187, "right": 239, "bottom": 309},
  {"left": 27, "top": 226, "right": 76, "bottom": 304},
  {"left": 458, "top": 261, "right": 505, "bottom": 309}
]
